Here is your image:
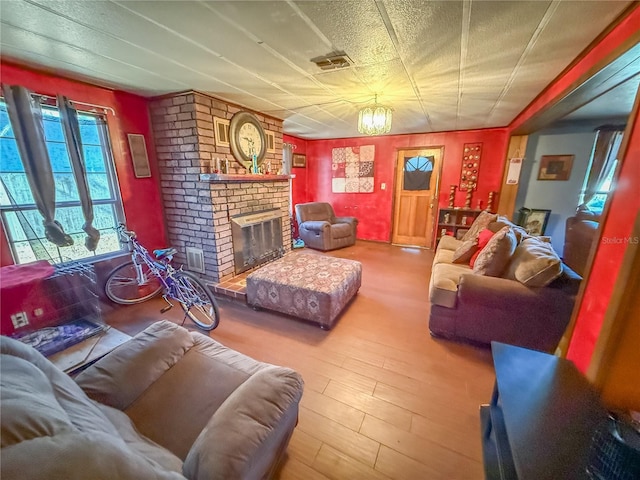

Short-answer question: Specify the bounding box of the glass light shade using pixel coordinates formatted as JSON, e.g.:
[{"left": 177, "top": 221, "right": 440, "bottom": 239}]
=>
[{"left": 358, "top": 103, "right": 392, "bottom": 135}]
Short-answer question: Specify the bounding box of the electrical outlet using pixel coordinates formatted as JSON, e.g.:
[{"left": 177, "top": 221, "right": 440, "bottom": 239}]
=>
[
  {"left": 381, "top": 183, "right": 386, "bottom": 190},
  {"left": 11, "top": 311, "right": 29, "bottom": 329}
]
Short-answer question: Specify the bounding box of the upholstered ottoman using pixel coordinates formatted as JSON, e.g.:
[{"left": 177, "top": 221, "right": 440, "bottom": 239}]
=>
[{"left": 246, "top": 252, "right": 362, "bottom": 329}]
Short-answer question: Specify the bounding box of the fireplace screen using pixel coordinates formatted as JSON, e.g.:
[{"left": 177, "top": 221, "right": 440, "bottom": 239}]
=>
[{"left": 231, "top": 209, "right": 284, "bottom": 275}]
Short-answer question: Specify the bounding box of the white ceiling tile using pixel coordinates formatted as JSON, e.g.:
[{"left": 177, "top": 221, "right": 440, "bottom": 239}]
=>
[{"left": 0, "top": 0, "right": 635, "bottom": 138}]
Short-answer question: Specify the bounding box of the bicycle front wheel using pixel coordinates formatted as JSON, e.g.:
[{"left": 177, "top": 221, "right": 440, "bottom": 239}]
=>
[
  {"left": 175, "top": 271, "right": 220, "bottom": 331},
  {"left": 105, "top": 262, "right": 163, "bottom": 305}
]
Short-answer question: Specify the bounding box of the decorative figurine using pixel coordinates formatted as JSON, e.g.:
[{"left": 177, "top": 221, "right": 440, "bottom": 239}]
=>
[
  {"left": 448, "top": 185, "right": 457, "bottom": 208},
  {"left": 487, "top": 191, "right": 496, "bottom": 213},
  {"left": 464, "top": 187, "right": 473, "bottom": 208}
]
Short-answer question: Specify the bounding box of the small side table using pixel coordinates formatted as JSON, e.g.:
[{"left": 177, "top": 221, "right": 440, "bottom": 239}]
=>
[{"left": 48, "top": 327, "right": 131, "bottom": 375}]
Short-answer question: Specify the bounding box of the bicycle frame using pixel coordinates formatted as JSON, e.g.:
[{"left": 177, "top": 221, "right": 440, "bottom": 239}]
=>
[{"left": 116, "top": 226, "right": 201, "bottom": 308}]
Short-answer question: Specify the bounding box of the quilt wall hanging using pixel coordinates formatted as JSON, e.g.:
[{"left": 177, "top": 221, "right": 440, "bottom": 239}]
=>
[{"left": 331, "top": 145, "right": 375, "bottom": 193}]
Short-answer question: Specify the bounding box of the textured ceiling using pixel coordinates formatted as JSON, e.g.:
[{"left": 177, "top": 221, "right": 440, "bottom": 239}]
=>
[{"left": 0, "top": 0, "right": 635, "bottom": 139}]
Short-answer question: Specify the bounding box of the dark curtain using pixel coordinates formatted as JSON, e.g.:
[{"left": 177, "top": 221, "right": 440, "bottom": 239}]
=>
[
  {"left": 58, "top": 95, "right": 100, "bottom": 251},
  {"left": 582, "top": 126, "right": 624, "bottom": 206},
  {"left": 2, "top": 84, "right": 73, "bottom": 247}
]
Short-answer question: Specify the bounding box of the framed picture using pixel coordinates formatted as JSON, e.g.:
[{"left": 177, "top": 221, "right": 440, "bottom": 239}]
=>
[
  {"left": 517, "top": 208, "right": 551, "bottom": 236},
  {"left": 213, "top": 117, "right": 230, "bottom": 147},
  {"left": 292, "top": 153, "right": 306, "bottom": 168},
  {"left": 538, "top": 154, "right": 574, "bottom": 181},
  {"left": 127, "top": 134, "right": 151, "bottom": 178}
]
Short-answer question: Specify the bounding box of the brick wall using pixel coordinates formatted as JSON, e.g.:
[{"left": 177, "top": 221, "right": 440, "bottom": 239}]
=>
[{"left": 149, "top": 91, "right": 289, "bottom": 283}]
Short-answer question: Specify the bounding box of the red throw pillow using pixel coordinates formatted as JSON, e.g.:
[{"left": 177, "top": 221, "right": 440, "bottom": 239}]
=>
[{"left": 469, "top": 228, "right": 494, "bottom": 268}]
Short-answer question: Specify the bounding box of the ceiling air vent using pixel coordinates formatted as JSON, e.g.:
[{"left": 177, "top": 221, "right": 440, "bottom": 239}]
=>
[
  {"left": 186, "top": 247, "right": 205, "bottom": 274},
  {"left": 311, "top": 51, "right": 353, "bottom": 71}
]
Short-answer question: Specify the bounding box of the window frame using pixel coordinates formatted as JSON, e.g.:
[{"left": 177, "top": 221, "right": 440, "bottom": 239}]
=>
[{"left": 0, "top": 100, "right": 127, "bottom": 265}]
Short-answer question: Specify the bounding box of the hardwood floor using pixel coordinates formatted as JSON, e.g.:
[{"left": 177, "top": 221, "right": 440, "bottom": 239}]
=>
[{"left": 106, "top": 241, "right": 495, "bottom": 479}]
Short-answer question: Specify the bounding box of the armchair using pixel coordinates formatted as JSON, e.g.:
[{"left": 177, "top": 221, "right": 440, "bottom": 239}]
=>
[
  {"left": 0, "top": 321, "right": 304, "bottom": 480},
  {"left": 295, "top": 202, "right": 358, "bottom": 251}
]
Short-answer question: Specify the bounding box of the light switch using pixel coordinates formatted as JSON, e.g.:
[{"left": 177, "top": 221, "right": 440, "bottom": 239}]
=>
[{"left": 381, "top": 183, "right": 386, "bottom": 190}]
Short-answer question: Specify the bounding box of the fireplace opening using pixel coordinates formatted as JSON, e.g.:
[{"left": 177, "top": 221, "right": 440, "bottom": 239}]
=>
[{"left": 231, "top": 209, "right": 285, "bottom": 275}]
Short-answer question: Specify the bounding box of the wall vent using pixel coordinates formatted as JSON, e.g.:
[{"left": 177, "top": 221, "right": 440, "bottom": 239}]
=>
[
  {"left": 185, "top": 247, "right": 205, "bottom": 274},
  {"left": 310, "top": 51, "right": 353, "bottom": 71}
]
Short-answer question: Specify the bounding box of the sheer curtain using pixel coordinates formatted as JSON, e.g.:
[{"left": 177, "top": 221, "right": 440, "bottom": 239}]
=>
[{"left": 581, "top": 125, "right": 624, "bottom": 207}]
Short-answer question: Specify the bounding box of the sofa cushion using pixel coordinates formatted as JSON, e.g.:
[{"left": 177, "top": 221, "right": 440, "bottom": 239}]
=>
[
  {"left": 469, "top": 228, "right": 494, "bottom": 268},
  {"left": 505, "top": 237, "right": 562, "bottom": 287},
  {"left": 331, "top": 222, "right": 353, "bottom": 239},
  {"left": 429, "top": 262, "right": 472, "bottom": 308},
  {"left": 473, "top": 226, "right": 517, "bottom": 277},
  {"left": 461, "top": 211, "right": 498, "bottom": 242},
  {"left": 437, "top": 235, "right": 463, "bottom": 252},
  {"left": 452, "top": 238, "right": 479, "bottom": 264},
  {"left": 433, "top": 247, "right": 456, "bottom": 265}
]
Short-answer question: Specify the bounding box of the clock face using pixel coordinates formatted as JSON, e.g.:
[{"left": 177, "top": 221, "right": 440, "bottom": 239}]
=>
[
  {"left": 239, "top": 123, "right": 263, "bottom": 158},
  {"left": 229, "top": 111, "right": 267, "bottom": 168}
]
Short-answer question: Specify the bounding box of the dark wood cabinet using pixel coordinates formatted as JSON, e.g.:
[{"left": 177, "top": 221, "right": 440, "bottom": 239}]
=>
[{"left": 481, "top": 342, "right": 608, "bottom": 480}]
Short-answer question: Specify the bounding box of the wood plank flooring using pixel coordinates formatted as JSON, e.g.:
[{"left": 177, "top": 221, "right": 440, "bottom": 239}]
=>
[{"left": 106, "top": 241, "right": 495, "bottom": 479}]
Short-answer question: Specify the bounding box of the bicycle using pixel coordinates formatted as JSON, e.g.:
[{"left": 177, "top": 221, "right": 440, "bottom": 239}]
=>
[{"left": 104, "top": 224, "right": 220, "bottom": 331}]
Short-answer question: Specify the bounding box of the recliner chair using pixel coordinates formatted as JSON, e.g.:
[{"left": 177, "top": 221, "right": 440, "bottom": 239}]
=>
[
  {"left": 0, "top": 321, "right": 304, "bottom": 480},
  {"left": 295, "top": 202, "right": 358, "bottom": 251}
]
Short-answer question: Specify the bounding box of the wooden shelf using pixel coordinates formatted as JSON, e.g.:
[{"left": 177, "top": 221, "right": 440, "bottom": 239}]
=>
[{"left": 200, "top": 173, "right": 291, "bottom": 183}]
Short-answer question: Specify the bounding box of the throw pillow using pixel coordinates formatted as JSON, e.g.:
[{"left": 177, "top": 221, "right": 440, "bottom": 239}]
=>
[
  {"left": 461, "top": 211, "right": 498, "bottom": 242},
  {"left": 488, "top": 216, "right": 529, "bottom": 243},
  {"left": 504, "top": 237, "right": 562, "bottom": 287},
  {"left": 452, "top": 238, "right": 479, "bottom": 264},
  {"left": 472, "top": 226, "right": 517, "bottom": 277},
  {"left": 469, "top": 228, "right": 495, "bottom": 268}
]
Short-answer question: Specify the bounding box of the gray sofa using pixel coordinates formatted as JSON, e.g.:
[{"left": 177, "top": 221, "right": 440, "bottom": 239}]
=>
[
  {"left": 295, "top": 202, "right": 358, "bottom": 251},
  {"left": 429, "top": 235, "right": 582, "bottom": 352},
  {"left": 564, "top": 207, "right": 600, "bottom": 277},
  {"left": 0, "top": 321, "right": 304, "bottom": 480}
]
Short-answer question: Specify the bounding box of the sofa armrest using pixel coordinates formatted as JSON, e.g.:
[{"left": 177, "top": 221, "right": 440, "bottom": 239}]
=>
[
  {"left": 75, "top": 321, "right": 194, "bottom": 410},
  {"left": 300, "top": 220, "right": 331, "bottom": 232},
  {"left": 334, "top": 216, "right": 358, "bottom": 227},
  {"left": 183, "top": 366, "right": 304, "bottom": 480}
]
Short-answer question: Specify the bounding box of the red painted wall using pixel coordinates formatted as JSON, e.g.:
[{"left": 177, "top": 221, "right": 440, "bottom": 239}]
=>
[
  {"left": 304, "top": 129, "right": 509, "bottom": 242},
  {"left": 566, "top": 105, "right": 640, "bottom": 372},
  {"left": 507, "top": 6, "right": 640, "bottom": 372},
  {"left": 0, "top": 62, "right": 167, "bottom": 265},
  {"left": 284, "top": 134, "right": 308, "bottom": 206}
]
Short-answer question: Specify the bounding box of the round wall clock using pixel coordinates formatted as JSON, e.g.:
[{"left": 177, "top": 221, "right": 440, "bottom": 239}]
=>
[{"left": 228, "top": 111, "right": 267, "bottom": 169}]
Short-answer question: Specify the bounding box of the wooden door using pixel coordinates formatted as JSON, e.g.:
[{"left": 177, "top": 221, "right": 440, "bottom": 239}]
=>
[{"left": 391, "top": 148, "right": 442, "bottom": 248}]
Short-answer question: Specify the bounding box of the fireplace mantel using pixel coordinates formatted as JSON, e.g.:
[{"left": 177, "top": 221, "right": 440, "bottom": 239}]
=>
[{"left": 200, "top": 173, "right": 292, "bottom": 183}]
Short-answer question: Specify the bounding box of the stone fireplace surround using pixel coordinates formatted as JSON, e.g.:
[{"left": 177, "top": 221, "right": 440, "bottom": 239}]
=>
[{"left": 149, "top": 91, "right": 290, "bottom": 284}]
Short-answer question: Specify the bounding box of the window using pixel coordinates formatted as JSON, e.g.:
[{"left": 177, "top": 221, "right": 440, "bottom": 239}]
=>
[
  {"left": 579, "top": 129, "right": 624, "bottom": 214},
  {"left": 0, "top": 100, "right": 125, "bottom": 264},
  {"left": 403, "top": 155, "right": 434, "bottom": 191},
  {"left": 582, "top": 160, "right": 617, "bottom": 212}
]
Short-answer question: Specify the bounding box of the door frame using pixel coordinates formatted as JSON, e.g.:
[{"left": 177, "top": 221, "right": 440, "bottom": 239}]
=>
[{"left": 390, "top": 145, "right": 445, "bottom": 248}]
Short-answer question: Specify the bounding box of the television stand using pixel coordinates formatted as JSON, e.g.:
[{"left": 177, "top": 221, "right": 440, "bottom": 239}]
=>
[{"left": 481, "top": 342, "right": 608, "bottom": 480}]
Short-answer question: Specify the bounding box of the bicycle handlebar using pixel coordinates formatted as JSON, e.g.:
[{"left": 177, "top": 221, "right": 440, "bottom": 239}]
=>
[{"left": 116, "top": 223, "right": 137, "bottom": 239}]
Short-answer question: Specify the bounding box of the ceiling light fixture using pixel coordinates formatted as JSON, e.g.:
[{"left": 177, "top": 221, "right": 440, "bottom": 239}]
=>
[{"left": 357, "top": 94, "right": 393, "bottom": 135}]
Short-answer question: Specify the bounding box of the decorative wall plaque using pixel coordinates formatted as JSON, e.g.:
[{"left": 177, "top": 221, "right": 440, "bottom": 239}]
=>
[{"left": 460, "top": 143, "right": 482, "bottom": 191}]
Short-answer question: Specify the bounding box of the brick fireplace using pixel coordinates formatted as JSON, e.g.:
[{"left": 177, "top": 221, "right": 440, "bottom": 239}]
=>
[{"left": 149, "top": 91, "right": 291, "bottom": 283}]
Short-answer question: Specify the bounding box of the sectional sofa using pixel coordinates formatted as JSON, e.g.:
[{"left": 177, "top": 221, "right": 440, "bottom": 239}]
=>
[{"left": 428, "top": 213, "right": 582, "bottom": 352}]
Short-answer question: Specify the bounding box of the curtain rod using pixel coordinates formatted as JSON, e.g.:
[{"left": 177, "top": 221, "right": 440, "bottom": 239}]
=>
[{"left": 36, "top": 93, "right": 116, "bottom": 116}]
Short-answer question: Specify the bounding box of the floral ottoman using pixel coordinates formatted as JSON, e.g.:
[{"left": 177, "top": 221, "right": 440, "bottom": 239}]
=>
[{"left": 246, "top": 252, "right": 362, "bottom": 329}]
